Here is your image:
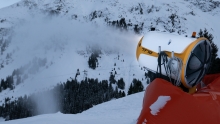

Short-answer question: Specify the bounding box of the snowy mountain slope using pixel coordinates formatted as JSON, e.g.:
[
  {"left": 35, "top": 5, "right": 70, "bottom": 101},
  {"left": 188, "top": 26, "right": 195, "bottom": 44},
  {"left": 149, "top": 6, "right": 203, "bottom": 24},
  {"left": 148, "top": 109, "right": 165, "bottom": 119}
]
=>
[
  {"left": 0, "top": 0, "right": 22, "bottom": 9},
  {"left": 0, "top": 0, "right": 150, "bottom": 104},
  {"left": 0, "top": 18, "right": 146, "bottom": 103},
  {"left": 0, "top": 0, "right": 220, "bottom": 121},
  {"left": 0, "top": 91, "right": 144, "bottom": 124}
]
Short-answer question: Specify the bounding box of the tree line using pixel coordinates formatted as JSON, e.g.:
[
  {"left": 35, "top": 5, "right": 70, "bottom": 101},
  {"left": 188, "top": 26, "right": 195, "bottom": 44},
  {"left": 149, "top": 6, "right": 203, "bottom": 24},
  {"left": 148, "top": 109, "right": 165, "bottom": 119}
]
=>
[{"left": 0, "top": 75, "right": 145, "bottom": 121}]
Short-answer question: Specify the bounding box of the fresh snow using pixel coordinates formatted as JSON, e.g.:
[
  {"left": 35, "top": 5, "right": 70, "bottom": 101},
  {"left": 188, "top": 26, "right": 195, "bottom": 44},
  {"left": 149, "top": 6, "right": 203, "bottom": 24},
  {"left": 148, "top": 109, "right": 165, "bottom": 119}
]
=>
[
  {"left": 0, "top": 0, "right": 21, "bottom": 9},
  {"left": 149, "top": 96, "right": 171, "bottom": 116},
  {"left": 0, "top": 92, "right": 144, "bottom": 124},
  {"left": 0, "top": 117, "right": 4, "bottom": 122},
  {"left": 141, "top": 31, "right": 196, "bottom": 53},
  {"left": 0, "top": 0, "right": 219, "bottom": 103},
  {"left": 0, "top": 16, "right": 146, "bottom": 104},
  {"left": 142, "top": 119, "right": 147, "bottom": 124},
  {"left": 0, "top": 0, "right": 220, "bottom": 123}
]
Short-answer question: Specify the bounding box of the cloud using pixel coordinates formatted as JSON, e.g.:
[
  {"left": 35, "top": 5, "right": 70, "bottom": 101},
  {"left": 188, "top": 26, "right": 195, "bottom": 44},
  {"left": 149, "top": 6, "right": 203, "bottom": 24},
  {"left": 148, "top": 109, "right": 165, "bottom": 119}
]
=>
[{"left": 10, "top": 15, "right": 140, "bottom": 62}]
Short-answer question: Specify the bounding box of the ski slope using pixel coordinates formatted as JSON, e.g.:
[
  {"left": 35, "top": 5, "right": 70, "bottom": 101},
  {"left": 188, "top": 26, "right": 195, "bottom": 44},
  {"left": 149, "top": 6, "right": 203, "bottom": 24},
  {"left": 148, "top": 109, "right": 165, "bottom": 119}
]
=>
[
  {"left": 0, "top": 92, "right": 144, "bottom": 124},
  {"left": 0, "top": 0, "right": 220, "bottom": 122},
  {"left": 0, "top": 0, "right": 148, "bottom": 104},
  {"left": 0, "top": 0, "right": 219, "bottom": 103},
  {"left": 0, "top": 0, "right": 21, "bottom": 9}
]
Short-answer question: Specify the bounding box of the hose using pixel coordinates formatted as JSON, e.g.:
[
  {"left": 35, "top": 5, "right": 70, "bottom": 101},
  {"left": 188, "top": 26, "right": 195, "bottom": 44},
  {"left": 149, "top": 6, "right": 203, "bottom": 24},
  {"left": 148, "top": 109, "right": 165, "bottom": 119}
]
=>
[{"left": 166, "top": 56, "right": 183, "bottom": 86}]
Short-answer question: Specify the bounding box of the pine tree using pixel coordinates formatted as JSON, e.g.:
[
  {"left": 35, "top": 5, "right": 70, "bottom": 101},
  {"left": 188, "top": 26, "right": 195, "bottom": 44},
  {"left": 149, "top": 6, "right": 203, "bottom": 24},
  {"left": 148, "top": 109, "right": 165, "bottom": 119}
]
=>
[
  {"left": 1, "top": 79, "right": 6, "bottom": 90},
  {"left": 146, "top": 78, "right": 150, "bottom": 84},
  {"left": 114, "top": 86, "right": 119, "bottom": 98},
  {"left": 88, "top": 53, "right": 98, "bottom": 69},
  {"left": 130, "top": 79, "right": 144, "bottom": 94},
  {"left": 109, "top": 73, "right": 116, "bottom": 84},
  {"left": 127, "top": 83, "right": 133, "bottom": 95},
  {"left": 107, "top": 82, "right": 114, "bottom": 100},
  {"left": 117, "top": 78, "right": 125, "bottom": 89},
  {"left": 122, "top": 91, "right": 126, "bottom": 97},
  {"left": 147, "top": 70, "right": 157, "bottom": 82},
  {"left": 134, "top": 24, "right": 139, "bottom": 34},
  {"left": 6, "top": 76, "right": 14, "bottom": 90}
]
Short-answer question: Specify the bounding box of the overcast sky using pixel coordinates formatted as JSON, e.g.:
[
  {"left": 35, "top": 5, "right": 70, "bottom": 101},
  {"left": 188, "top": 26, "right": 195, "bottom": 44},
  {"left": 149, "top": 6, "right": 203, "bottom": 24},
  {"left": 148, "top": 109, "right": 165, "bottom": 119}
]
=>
[{"left": 0, "top": 0, "right": 21, "bottom": 9}]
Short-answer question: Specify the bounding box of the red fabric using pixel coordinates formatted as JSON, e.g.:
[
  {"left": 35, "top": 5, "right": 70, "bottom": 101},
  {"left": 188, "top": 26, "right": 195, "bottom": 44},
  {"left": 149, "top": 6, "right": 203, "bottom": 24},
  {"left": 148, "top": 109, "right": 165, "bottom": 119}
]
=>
[
  {"left": 202, "top": 73, "right": 220, "bottom": 85},
  {"left": 137, "top": 75, "right": 220, "bottom": 124},
  {"left": 197, "top": 74, "right": 220, "bottom": 91}
]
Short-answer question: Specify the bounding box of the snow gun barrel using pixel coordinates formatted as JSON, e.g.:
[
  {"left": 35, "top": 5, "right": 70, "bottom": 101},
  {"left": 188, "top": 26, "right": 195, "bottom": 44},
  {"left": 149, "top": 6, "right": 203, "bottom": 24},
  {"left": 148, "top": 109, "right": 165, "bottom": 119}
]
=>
[
  {"left": 136, "top": 37, "right": 176, "bottom": 60},
  {"left": 136, "top": 32, "right": 212, "bottom": 93}
]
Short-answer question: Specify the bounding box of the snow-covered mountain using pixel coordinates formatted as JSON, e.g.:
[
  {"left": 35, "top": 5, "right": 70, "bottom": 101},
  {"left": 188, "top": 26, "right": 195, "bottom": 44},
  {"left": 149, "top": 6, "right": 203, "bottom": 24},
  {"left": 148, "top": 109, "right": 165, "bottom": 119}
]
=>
[
  {"left": 0, "top": 0, "right": 21, "bottom": 9},
  {"left": 0, "top": 0, "right": 220, "bottom": 123},
  {"left": 0, "top": 0, "right": 149, "bottom": 103}
]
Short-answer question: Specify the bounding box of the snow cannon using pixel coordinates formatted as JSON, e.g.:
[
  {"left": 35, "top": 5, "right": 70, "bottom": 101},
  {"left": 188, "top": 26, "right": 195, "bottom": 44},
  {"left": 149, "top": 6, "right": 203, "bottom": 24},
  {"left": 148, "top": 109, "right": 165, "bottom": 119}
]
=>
[
  {"left": 136, "top": 31, "right": 212, "bottom": 92},
  {"left": 136, "top": 32, "right": 220, "bottom": 124}
]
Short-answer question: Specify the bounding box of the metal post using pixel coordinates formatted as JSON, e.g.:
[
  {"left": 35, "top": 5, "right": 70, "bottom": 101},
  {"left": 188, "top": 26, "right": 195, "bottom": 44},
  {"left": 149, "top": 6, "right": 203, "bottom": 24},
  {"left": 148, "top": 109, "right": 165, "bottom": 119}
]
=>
[
  {"left": 172, "top": 51, "right": 174, "bottom": 58},
  {"left": 158, "top": 46, "right": 161, "bottom": 78}
]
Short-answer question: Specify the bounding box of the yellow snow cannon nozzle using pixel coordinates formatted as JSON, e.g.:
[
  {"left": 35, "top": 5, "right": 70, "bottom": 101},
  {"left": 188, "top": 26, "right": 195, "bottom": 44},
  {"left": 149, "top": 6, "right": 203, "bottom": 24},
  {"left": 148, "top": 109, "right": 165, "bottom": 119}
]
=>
[{"left": 136, "top": 37, "right": 159, "bottom": 61}]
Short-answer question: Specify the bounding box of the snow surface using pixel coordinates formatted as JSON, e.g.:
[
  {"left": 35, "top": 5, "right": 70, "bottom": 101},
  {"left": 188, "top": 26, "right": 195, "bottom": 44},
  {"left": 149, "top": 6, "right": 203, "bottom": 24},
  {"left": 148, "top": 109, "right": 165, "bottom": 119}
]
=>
[
  {"left": 0, "top": 0, "right": 220, "bottom": 123},
  {"left": 142, "top": 119, "right": 147, "bottom": 124},
  {"left": 0, "top": 0, "right": 21, "bottom": 9},
  {"left": 149, "top": 96, "right": 171, "bottom": 116},
  {"left": 0, "top": 18, "right": 146, "bottom": 104},
  {"left": 142, "top": 32, "right": 196, "bottom": 53},
  {"left": 0, "top": 92, "right": 144, "bottom": 124},
  {"left": 0, "top": 0, "right": 218, "bottom": 103},
  {"left": 0, "top": 117, "right": 4, "bottom": 122}
]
